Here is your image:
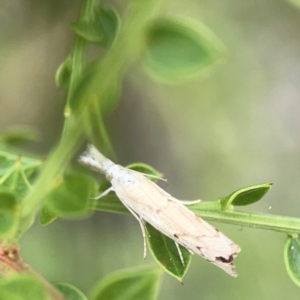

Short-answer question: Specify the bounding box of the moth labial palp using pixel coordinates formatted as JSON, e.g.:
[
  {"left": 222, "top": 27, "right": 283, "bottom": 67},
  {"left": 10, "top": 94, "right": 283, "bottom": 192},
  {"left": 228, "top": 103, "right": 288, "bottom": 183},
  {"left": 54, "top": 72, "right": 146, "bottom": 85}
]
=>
[{"left": 79, "top": 145, "right": 241, "bottom": 277}]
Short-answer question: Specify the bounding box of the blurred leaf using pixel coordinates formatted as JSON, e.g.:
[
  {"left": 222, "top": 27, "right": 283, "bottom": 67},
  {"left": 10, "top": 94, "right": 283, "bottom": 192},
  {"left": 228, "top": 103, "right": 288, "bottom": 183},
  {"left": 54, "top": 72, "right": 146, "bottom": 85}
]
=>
[
  {"left": 0, "top": 189, "right": 18, "bottom": 236},
  {"left": 39, "top": 204, "right": 58, "bottom": 225},
  {"left": 94, "top": 4, "right": 120, "bottom": 47},
  {"left": 71, "top": 4, "right": 120, "bottom": 47},
  {"left": 0, "top": 126, "right": 39, "bottom": 146},
  {"left": 71, "top": 20, "right": 104, "bottom": 43},
  {"left": 220, "top": 183, "right": 272, "bottom": 210},
  {"left": 54, "top": 282, "right": 87, "bottom": 300},
  {"left": 45, "top": 172, "right": 96, "bottom": 218},
  {"left": 0, "top": 275, "right": 48, "bottom": 300},
  {"left": 55, "top": 58, "right": 72, "bottom": 88},
  {"left": 142, "top": 17, "right": 226, "bottom": 83},
  {"left": 71, "top": 63, "right": 121, "bottom": 117},
  {"left": 146, "top": 223, "right": 191, "bottom": 283},
  {"left": 0, "top": 151, "right": 41, "bottom": 199},
  {"left": 284, "top": 235, "right": 300, "bottom": 288},
  {"left": 89, "top": 266, "right": 162, "bottom": 300},
  {"left": 288, "top": 0, "right": 300, "bottom": 10}
]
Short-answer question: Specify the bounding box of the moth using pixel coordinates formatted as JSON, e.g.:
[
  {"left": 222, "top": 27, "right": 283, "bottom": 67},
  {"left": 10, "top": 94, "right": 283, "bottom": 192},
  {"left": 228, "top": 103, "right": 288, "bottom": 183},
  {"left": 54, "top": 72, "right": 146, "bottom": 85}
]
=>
[{"left": 79, "top": 145, "right": 241, "bottom": 276}]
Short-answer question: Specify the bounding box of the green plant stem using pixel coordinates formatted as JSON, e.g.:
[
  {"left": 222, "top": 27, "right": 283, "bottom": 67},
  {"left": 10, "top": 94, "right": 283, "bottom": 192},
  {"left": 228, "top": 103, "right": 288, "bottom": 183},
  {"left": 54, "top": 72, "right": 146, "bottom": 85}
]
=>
[
  {"left": 21, "top": 1, "right": 96, "bottom": 219},
  {"left": 22, "top": 0, "right": 166, "bottom": 217},
  {"left": 0, "top": 246, "right": 67, "bottom": 300},
  {"left": 93, "top": 194, "right": 300, "bottom": 235},
  {"left": 190, "top": 201, "right": 300, "bottom": 235},
  {"left": 62, "top": 0, "right": 96, "bottom": 139}
]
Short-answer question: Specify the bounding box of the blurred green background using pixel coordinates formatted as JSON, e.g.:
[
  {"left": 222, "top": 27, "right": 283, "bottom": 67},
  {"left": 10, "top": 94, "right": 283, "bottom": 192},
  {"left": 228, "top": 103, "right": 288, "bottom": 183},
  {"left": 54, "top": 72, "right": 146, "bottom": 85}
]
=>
[{"left": 1, "top": 0, "right": 300, "bottom": 299}]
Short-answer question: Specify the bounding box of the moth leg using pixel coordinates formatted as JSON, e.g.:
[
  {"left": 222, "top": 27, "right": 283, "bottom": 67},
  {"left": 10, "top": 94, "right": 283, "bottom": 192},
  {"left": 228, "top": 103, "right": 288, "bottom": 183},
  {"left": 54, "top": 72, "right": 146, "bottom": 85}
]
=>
[
  {"left": 124, "top": 205, "right": 148, "bottom": 259},
  {"left": 169, "top": 197, "right": 201, "bottom": 205},
  {"left": 94, "top": 187, "right": 114, "bottom": 199},
  {"left": 175, "top": 242, "right": 185, "bottom": 266}
]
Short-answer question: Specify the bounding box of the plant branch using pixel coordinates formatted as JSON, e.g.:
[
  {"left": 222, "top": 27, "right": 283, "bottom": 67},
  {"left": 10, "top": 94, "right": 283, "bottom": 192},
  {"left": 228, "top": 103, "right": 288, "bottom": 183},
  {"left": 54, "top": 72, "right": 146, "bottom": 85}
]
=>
[
  {"left": 0, "top": 246, "right": 66, "bottom": 300},
  {"left": 93, "top": 190, "right": 300, "bottom": 235},
  {"left": 22, "top": 0, "right": 96, "bottom": 218},
  {"left": 62, "top": 0, "right": 96, "bottom": 138},
  {"left": 190, "top": 201, "right": 300, "bottom": 235}
]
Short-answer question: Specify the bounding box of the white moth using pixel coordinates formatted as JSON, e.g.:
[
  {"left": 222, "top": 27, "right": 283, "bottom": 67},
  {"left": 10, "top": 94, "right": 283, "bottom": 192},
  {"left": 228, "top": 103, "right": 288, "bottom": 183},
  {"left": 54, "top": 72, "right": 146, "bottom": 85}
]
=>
[{"left": 79, "top": 145, "right": 241, "bottom": 277}]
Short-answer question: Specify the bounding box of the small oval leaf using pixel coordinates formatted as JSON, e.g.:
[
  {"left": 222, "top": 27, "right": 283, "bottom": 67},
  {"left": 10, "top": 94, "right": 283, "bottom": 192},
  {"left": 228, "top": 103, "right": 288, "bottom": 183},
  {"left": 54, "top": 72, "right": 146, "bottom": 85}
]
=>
[
  {"left": 39, "top": 204, "right": 58, "bottom": 226},
  {"left": 55, "top": 58, "right": 72, "bottom": 88},
  {"left": 54, "top": 282, "right": 88, "bottom": 300},
  {"left": 89, "top": 266, "right": 162, "bottom": 300},
  {"left": 71, "top": 4, "right": 120, "bottom": 47},
  {"left": 146, "top": 223, "right": 191, "bottom": 283},
  {"left": 142, "top": 17, "right": 226, "bottom": 83},
  {"left": 45, "top": 172, "right": 96, "bottom": 218},
  {"left": 0, "top": 275, "right": 48, "bottom": 300},
  {"left": 126, "top": 163, "right": 162, "bottom": 182},
  {"left": 71, "top": 21, "right": 104, "bottom": 43},
  {"left": 0, "top": 126, "right": 38, "bottom": 146},
  {"left": 284, "top": 235, "right": 300, "bottom": 287},
  {"left": 94, "top": 4, "right": 120, "bottom": 47},
  {"left": 220, "top": 183, "right": 272, "bottom": 210}
]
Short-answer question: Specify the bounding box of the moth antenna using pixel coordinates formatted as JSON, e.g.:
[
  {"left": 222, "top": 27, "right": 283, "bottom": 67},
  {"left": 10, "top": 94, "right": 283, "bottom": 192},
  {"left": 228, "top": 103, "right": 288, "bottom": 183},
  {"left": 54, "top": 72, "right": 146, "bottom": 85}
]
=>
[
  {"left": 143, "top": 173, "right": 167, "bottom": 182},
  {"left": 129, "top": 169, "right": 167, "bottom": 182}
]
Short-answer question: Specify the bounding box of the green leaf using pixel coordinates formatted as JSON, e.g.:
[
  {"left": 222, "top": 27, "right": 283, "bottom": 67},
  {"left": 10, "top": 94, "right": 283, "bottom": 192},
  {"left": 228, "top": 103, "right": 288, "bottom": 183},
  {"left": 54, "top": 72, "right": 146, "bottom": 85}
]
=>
[
  {"left": 89, "top": 266, "right": 162, "bottom": 300},
  {"left": 71, "top": 4, "right": 120, "bottom": 47},
  {"left": 94, "top": 4, "right": 120, "bottom": 47},
  {"left": 39, "top": 204, "right": 58, "bottom": 225},
  {"left": 0, "top": 151, "right": 42, "bottom": 199},
  {"left": 54, "top": 282, "right": 87, "bottom": 300},
  {"left": 0, "top": 126, "right": 38, "bottom": 146},
  {"left": 126, "top": 163, "right": 163, "bottom": 182},
  {"left": 71, "top": 21, "right": 104, "bottom": 43},
  {"left": 146, "top": 223, "right": 191, "bottom": 283},
  {"left": 0, "top": 189, "right": 18, "bottom": 236},
  {"left": 142, "top": 17, "right": 226, "bottom": 83},
  {"left": 220, "top": 183, "right": 272, "bottom": 210},
  {"left": 55, "top": 58, "right": 72, "bottom": 88},
  {"left": 45, "top": 172, "right": 96, "bottom": 218},
  {"left": 0, "top": 275, "right": 48, "bottom": 300},
  {"left": 284, "top": 235, "right": 300, "bottom": 288}
]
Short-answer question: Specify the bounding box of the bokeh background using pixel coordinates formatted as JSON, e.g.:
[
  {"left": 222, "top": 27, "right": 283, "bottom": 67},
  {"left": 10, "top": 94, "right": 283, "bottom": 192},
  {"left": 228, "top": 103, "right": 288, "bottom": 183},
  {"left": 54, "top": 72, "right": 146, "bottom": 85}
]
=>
[{"left": 1, "top": 0, "right": 300, "bottom": 299}]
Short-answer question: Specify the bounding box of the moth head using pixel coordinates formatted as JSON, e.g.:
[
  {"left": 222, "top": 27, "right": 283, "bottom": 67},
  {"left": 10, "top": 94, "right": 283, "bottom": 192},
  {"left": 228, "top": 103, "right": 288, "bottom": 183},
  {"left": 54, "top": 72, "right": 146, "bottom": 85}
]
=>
[{"left": 78, "top": 144, "right": 114, "bottom": 174}]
